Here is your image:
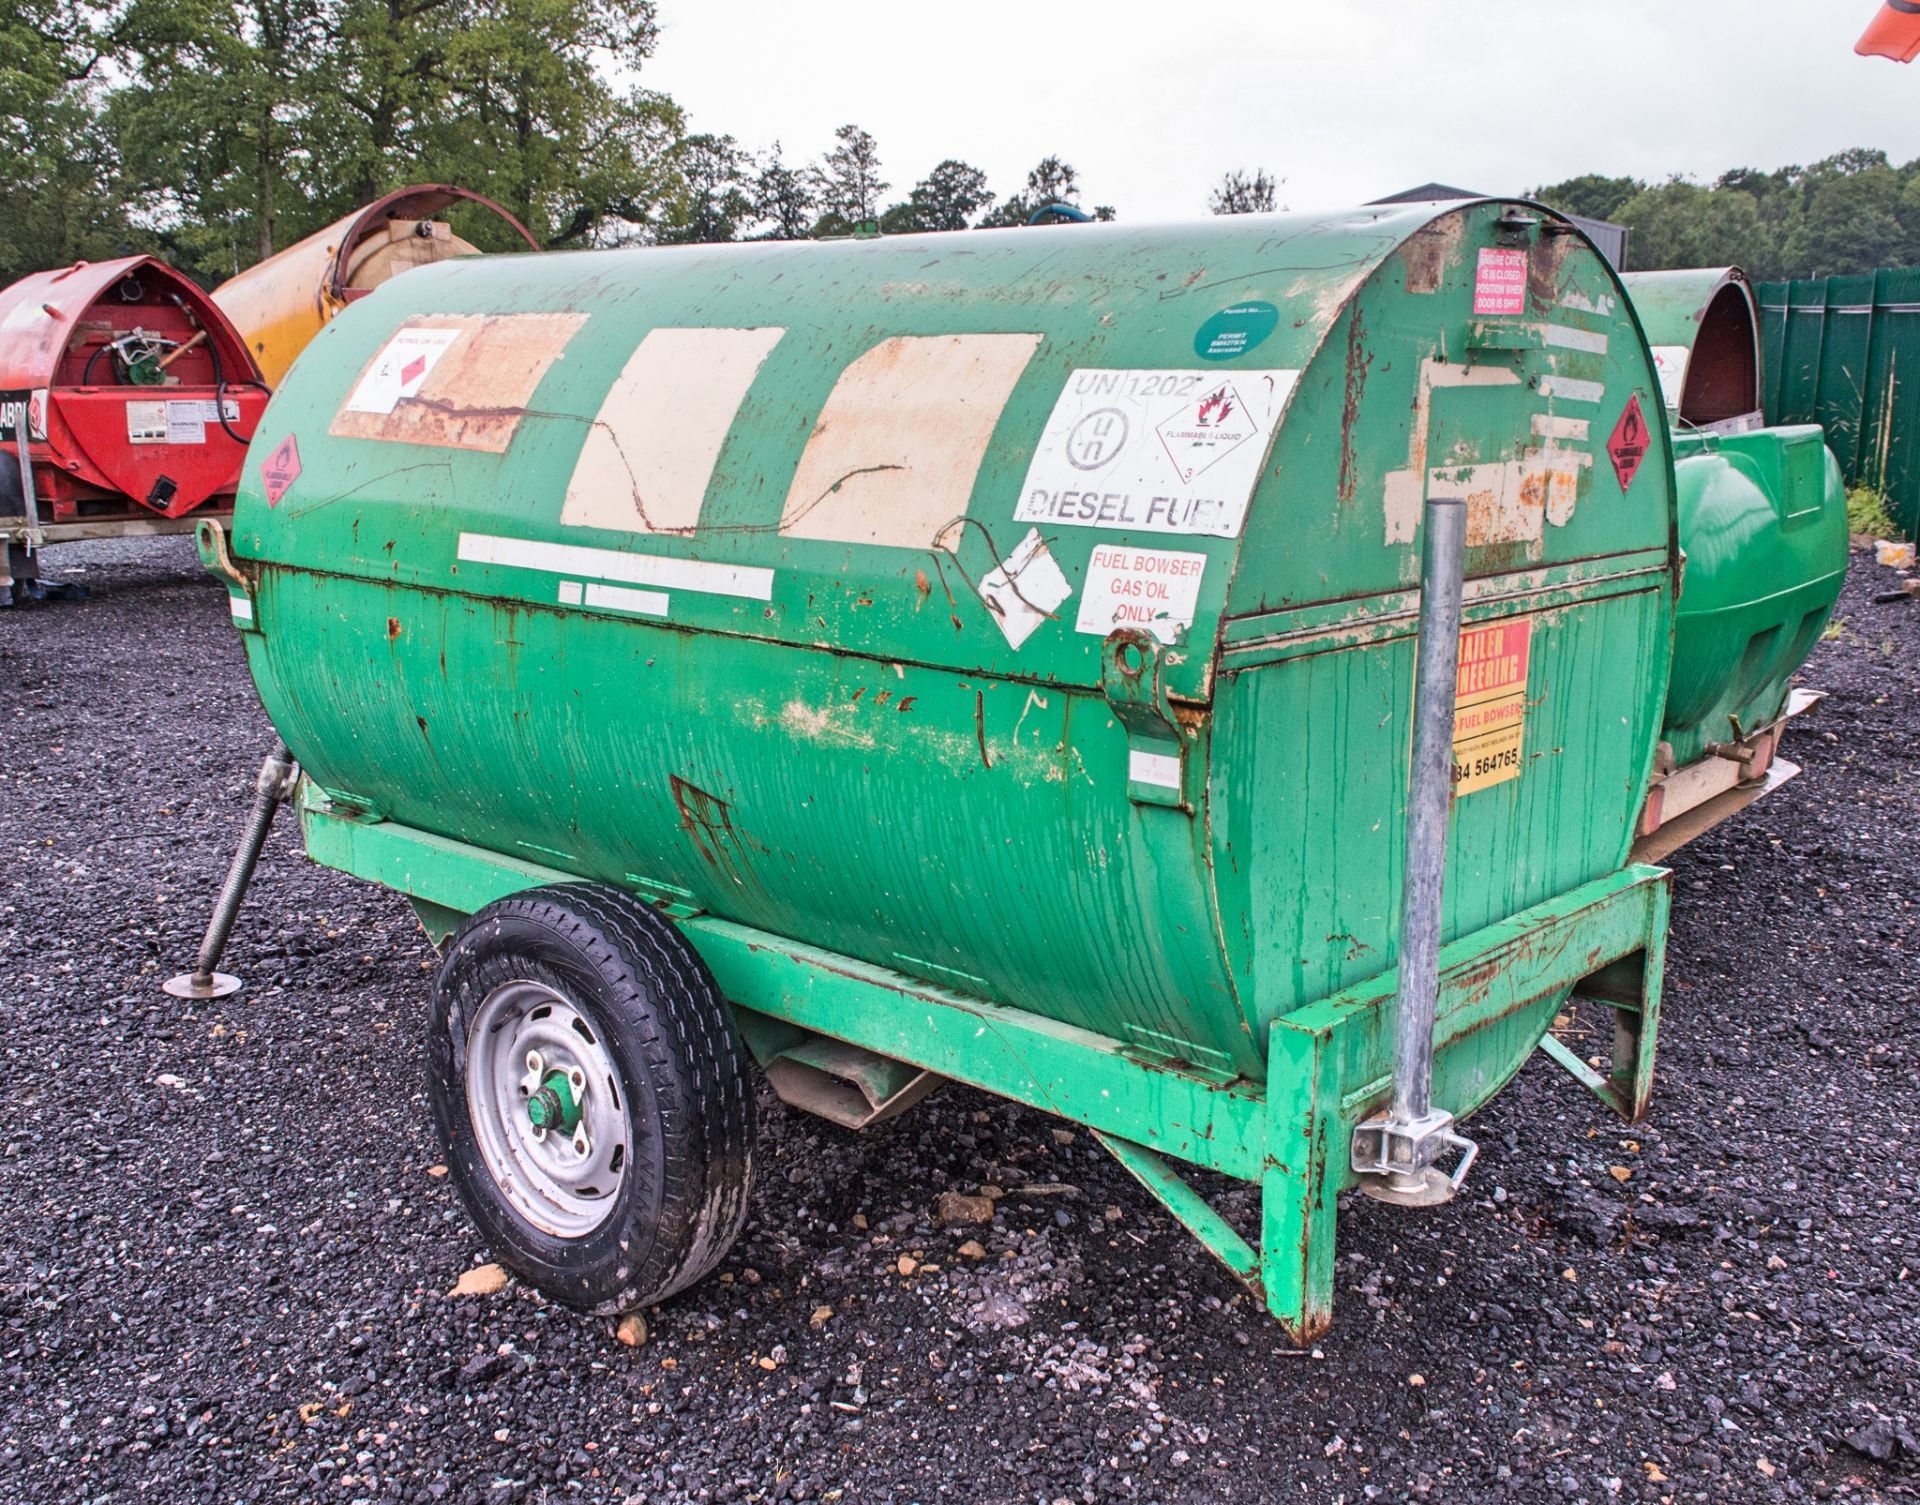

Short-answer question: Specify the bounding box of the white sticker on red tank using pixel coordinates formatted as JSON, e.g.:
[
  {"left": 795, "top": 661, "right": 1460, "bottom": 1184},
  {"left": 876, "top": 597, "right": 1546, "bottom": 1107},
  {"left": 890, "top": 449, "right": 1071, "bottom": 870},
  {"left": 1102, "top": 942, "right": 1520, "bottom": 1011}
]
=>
[{"left": 1015, "top": 368, "right": 1298, "bottom": 539}]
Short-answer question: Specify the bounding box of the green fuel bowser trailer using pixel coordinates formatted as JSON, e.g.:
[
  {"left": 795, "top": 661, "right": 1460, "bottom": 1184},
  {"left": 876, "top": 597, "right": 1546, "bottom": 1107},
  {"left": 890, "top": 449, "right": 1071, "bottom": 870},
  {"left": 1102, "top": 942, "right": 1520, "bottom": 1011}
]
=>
[
  {"left": 196, "top": 200, "right": 1689, "bottom": 1341},
  {"left": 1619, "top": 268, "right": 1848, "bottom": 860}
]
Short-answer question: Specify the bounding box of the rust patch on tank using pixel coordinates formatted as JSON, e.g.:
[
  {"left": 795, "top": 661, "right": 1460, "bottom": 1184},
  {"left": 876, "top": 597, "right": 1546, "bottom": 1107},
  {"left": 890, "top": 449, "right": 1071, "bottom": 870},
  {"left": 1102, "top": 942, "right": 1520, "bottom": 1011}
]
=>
[
  {"left": 1338, "top": 307, "right": 1372, "bottom": 504},
  {"left": 1528, "top": 230, "right": 1572, "bottom": 309},
  {"left": 1400, "top": 216, "right": 1465, "bottom": 296},
  {"left": 671, "top": 774, "right": 759, "bottom": 890}
]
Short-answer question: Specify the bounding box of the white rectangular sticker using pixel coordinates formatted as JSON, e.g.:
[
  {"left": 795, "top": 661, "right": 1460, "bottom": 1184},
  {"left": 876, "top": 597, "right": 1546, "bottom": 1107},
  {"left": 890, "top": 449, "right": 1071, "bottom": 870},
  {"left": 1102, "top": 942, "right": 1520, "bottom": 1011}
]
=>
[
  {"left": 1075, "top": 543, "right": 1207, "bottom": 645},
  {"left": 345, "top": 328, "right": 464, "bottom": 415},
  {"left": 166, "top": 401, "right": 206, "bottom": 445},
  {"left": 583, "top": 582, "right": 669, "bottom": 618},
  {"left": 1015, "top": 369, "right": 1298, "bottom": 539},
  {"left": 1650, "top": 345, "right": 1690, "bottom": 411},
  {"left": 127, "top": 401, "right": 167, "bottom": 444},
  {"left": 1128, "top": 749, "right": 1183, "bottom": 789}
]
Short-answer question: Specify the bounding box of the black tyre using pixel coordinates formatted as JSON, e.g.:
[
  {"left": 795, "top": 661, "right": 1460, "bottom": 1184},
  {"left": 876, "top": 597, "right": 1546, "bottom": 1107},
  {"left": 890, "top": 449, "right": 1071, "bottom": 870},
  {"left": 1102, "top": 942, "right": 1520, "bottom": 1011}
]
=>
[{"left": 428, "top": 882, "right": 755, "bottom": 1313}]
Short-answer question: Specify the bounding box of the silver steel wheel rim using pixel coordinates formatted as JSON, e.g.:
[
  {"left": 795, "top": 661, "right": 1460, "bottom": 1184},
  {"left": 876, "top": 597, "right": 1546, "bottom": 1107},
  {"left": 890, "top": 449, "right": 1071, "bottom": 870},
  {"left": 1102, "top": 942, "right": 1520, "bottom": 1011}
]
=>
[{"left": 465, "top": 980, "right": 630, "bottom": 1238}]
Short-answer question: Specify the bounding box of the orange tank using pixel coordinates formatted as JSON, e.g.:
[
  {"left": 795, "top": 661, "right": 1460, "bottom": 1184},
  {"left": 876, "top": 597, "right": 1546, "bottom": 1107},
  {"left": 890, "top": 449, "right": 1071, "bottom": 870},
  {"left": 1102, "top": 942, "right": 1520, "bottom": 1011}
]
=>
[{"left": 212, "top": 185, "right": 538, "bottom": 386}]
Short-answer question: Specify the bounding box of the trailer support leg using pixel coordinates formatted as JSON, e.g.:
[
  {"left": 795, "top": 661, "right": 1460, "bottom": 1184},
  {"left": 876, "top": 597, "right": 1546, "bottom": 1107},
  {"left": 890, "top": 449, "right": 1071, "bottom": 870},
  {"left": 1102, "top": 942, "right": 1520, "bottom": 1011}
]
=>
[{"left": 165, "top": 742, "right": 298, "bottom": 999}]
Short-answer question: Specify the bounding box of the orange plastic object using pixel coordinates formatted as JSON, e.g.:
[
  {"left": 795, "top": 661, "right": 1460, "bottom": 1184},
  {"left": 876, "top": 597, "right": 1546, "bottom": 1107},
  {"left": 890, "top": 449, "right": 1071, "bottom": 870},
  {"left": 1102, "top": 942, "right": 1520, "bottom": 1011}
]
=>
[{"left": 1858, "top": 0, "right": 1920, "bottom": 61}]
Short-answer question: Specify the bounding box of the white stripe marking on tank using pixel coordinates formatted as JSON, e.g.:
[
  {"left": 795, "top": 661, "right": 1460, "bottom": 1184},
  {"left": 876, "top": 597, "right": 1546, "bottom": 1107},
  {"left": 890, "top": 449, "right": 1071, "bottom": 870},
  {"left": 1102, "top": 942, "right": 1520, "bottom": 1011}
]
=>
[
  {"left": 457, "top": 532, "right": 773, "bottom": 601},
  {"left": 1540, "top": 323, "right": 1609, "bottom": 356},
  {"left": 1536, "top": 375, "right": 1605, "bottom": 404},
  {"left": 228, "top": 595, "right": 253, "bottom": 621},
  {"left": 1128, "top": 749, "right": 1182, "bottom": 789},
  {"left": 1531, "top": 414, "right": 1591, "bottom": 441},
  {"left": 556, "top": 580, "right": 584, "bottom": 605},
  {"left": 582, "top": 582, "right": 669, "bottom": 618}
]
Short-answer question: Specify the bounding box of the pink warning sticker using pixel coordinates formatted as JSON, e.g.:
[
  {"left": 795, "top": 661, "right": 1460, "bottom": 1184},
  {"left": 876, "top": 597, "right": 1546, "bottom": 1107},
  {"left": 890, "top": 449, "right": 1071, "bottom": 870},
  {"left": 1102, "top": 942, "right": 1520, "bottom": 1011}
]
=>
[{"left": 1473, "top": 247, "right": 1529, "bottom": 317}]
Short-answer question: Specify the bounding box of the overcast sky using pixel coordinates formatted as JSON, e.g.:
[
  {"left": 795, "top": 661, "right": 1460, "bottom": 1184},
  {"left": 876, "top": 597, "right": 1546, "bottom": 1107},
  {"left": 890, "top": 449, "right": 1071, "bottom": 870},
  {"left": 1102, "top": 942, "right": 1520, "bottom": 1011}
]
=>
[{"left": 645, "top": 1, "right": 1920, "bottom": 221}]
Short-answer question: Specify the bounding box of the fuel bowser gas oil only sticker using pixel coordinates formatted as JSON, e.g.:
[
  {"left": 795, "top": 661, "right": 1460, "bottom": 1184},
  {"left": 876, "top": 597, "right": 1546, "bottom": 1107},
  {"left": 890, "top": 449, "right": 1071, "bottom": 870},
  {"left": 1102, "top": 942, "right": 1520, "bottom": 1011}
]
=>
[
  {"left": 1452, "top": 618, "right": 1533, "bottom": 795},
  {"left": 1015, "top": 368, "right": 1299, "bottom": 539}
]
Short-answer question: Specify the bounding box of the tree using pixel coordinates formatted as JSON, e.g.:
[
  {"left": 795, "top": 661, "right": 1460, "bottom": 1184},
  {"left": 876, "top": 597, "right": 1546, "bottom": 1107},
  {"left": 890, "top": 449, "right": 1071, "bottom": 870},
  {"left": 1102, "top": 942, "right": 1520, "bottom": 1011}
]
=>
[
  {"left": 0, "top": 2, "right": 138, "bottom": 284},
  {"left": 1780, "top": 164, "right": 1908, "bottom": 279},
  {"left": 811, "top": 122, "right": 886, "bottom": 233},
  {"left": 658, "top": 131, "right": 752, "bottom": 244},
  {"left": 751, "top": 140, "right": 814, "bottom": 240},
  {"left": 1208, "top": 167, "right": 1280, "bottom": 215},
  {"left": 880, "top": 157, "right": 991, "bottom": 233},
  {"left": 1617, "top": 180, "right": 1770, "bottom": 275},
  {"left": 109, "top": 0, "right": 332, "bottom": 272},
  {"left": 1529, "top": 173, "right": 1642, "bottom": 223},
  {"left": 418, "top": 0, "right": 680, "bottom": 248},
  {"left": 978, "top": 155, "right": 1115, "bottom": 228},
  {"left": 105, "top": 0, "right": 682, "bottom": 280}
]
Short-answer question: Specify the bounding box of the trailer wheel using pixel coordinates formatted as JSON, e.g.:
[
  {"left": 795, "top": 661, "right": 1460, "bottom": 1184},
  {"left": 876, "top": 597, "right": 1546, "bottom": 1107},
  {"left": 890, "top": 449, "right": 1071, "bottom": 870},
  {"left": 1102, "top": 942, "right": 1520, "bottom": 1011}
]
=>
[{"left": 428, "top": 883, "right": 755, "bottom": 1314}]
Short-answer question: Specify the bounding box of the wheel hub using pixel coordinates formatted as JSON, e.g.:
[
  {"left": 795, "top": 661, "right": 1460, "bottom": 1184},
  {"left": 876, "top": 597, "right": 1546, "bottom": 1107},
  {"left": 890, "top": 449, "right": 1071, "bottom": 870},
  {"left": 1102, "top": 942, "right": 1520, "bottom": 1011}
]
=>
[{"left": 464, "top": 981, "right": 631, "bottom": 1238}]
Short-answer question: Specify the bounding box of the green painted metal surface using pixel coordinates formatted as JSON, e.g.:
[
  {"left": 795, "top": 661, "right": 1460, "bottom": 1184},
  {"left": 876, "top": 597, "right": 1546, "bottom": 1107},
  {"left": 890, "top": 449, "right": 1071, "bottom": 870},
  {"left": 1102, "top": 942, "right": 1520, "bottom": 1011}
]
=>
[
  {"left": 298, "top": 793, "right": 1669, "bottom": 1338},
  {"left": 213, "top": 202, "right": 1688, "bottom": 1334},
  {"left": 1665, "top": 429, "right": 1848, "bottom": 764},
  {"left": 224, "top": 201, "right": 1675, "bottom": 1082},
  {"left": 1617, "top": 267, "right": 1848, "bottom": 765},
  {"left": 1762, "top": 266, "right": 1920, "bottom": 538}
]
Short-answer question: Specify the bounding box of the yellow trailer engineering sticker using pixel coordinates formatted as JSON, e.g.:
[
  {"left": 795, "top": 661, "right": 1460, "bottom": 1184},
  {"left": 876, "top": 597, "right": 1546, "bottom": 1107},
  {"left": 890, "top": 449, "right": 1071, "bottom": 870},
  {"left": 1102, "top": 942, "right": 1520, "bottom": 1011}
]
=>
[{"left": 1452, "top": 618, "right": 1533, "bottom": 795}]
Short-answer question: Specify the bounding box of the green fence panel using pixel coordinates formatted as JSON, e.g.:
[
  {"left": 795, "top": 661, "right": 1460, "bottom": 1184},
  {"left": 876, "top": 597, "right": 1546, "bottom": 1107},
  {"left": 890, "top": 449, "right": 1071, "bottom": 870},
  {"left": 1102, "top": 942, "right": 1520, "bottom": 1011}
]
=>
[{"left": 1762, "top": 267, "right": 1920, "bottom": 537}]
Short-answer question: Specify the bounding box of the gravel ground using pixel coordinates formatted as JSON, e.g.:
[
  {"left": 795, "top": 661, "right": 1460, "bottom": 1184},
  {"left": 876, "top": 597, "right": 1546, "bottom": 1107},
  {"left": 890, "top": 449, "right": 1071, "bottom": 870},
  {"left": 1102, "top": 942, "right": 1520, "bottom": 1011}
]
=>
[{"left": 0, "top": 538, "right": 1915, "bottom": 1505}]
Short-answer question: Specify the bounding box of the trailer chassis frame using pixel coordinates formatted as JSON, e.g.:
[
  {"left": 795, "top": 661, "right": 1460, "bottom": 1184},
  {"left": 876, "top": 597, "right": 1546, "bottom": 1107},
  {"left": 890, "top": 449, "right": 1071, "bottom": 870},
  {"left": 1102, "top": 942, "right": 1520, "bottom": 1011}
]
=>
[{"left": 299, "top": 789, "right": 1669, "bottom": 1343}]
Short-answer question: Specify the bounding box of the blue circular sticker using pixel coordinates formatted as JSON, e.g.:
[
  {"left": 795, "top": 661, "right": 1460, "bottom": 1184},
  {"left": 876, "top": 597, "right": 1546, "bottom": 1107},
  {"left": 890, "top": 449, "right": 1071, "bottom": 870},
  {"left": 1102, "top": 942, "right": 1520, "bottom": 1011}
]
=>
[{"left": 1193, "top": 300, "right": 1280, "bottom": 362}]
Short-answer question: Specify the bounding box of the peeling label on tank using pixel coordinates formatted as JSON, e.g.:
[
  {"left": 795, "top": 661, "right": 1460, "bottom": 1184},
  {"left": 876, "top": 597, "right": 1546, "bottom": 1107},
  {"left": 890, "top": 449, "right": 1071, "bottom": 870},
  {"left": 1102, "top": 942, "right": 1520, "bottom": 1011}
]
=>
[
  {"left": 781, "top": 333, "right": 1042, "bottom": 549},
  {"left": 330, "top": 313, "right": 587, "bottom": 453},
  {"left": 1453, "top": 618, "right": 1532, "bottom": 795},
  {"left": 1016, "top": 368, "right": 1298, "bottom": 539},
  {"left": 344, "top": 328, "right": 462, "bottom": 415},
  {"left": 1537, "top": 375, "right": 1606, "bottom": 405},
  {"left": 977, "top": 527, "right": 1071, "bottom": 650},
  {"left": 1540, "top": 323, "right": 1609, "bottom": 357},
  {"left": 563, "top": 326, "right": 785, "bottom": 536},
  {"left": 1473, "top": 248, "right": 1528, "bottom": 316},
  {"left": 1650, "top": 345, "right": 1690, "bottom": 411},
  {"left": 1431, "top": 455, "right": 1589, "bottom": 547},
  {"left": 1382, "top": 361, "right": 1522, "bottom": 546},
  {"left": 1075, "top": 544, "right": 1207, "bottom": 645},
  {"left": 1530, "top": 414, "right": 1591, "bottom": 442}
]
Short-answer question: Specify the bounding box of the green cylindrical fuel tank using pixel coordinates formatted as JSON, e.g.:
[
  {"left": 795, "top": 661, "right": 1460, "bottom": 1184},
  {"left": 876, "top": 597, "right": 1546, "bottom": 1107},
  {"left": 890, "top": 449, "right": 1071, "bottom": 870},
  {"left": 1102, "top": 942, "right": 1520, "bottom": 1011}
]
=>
[
  {"left": 222, "top": 201, "right": 1675, "bottom": 1088},
  {"left": 1620, "top": 268, "right": 1848, "bottom": 767},
  {"left": 1665, "top": 427, "right": 1847, "bottom": 764}
]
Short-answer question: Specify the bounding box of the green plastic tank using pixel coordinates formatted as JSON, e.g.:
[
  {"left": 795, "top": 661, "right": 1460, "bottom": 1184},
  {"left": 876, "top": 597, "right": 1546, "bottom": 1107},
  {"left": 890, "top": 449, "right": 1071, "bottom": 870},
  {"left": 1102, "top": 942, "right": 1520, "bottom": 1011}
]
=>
[
  {"left": 204, "top": 201, "right": 1681, "bottom": 1338},
  {"left": 1621, "top": 268, "right": 1847, "bottom": 797}
]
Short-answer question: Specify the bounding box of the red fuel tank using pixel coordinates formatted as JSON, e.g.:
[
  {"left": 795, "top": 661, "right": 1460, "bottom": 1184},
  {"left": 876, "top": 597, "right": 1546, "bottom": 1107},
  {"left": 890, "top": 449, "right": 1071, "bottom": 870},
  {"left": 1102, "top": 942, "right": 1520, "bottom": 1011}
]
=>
[{"left": 0, "top": 256, "right": 269, "bottom": 529}]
